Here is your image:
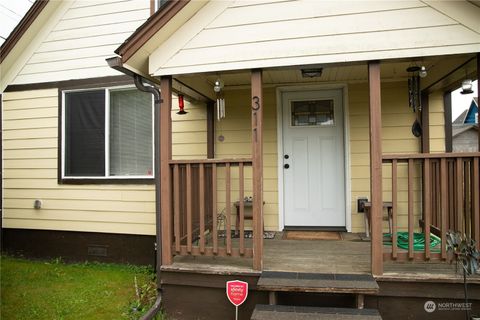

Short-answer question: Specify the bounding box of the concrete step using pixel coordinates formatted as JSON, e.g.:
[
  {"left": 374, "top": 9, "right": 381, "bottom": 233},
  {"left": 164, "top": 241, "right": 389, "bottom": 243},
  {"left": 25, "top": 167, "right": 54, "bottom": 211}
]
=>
[
  {"left": 251, "top": 305, "right": 382, "bottom": 320},
  {"left": 257, "top": 272, "right": 379, "bottom": 294}
]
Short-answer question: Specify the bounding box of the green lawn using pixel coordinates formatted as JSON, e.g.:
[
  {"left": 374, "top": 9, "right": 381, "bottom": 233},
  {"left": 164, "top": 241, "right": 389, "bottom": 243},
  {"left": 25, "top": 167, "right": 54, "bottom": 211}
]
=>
[{"left": 0, "top": 255, "right": 161, "bottom": 320}]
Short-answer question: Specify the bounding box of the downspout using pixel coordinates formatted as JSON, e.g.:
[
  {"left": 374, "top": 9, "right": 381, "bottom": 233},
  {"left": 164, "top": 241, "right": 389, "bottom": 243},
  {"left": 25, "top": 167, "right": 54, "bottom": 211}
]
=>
[
  {"left": 106, "top": 57, "right": 163, "bottom": 320},
  {"left": 133, "top": 75, "right": 164, "bottom": 320}
]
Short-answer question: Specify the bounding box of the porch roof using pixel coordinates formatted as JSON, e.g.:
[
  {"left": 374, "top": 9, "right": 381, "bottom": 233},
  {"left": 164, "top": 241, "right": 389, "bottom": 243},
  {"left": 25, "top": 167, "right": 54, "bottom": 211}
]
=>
[{"left": 117, "top": 0, "right": 480, "bottom": 77}]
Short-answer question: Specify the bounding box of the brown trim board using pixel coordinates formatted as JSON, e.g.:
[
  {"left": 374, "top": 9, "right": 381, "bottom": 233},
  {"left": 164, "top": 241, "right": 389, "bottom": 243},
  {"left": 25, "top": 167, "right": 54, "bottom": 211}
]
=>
[
  {"left": 3, "top": 228, "right": 156, "bottom": 265},
  {"left": 5, "top": 75, "right": 132, "bottom": 92},
  {"left": 0, "top": 94, "right": 3, "bottom": 251},
  {"left": 0, "top": 0, "right": 49, "bottom": 63},
  {"left": 115, "top": 0, "right": 190, "bottom": 62},
  {"left": 443, "top": 91, "right": 453, "bottom": 153}
]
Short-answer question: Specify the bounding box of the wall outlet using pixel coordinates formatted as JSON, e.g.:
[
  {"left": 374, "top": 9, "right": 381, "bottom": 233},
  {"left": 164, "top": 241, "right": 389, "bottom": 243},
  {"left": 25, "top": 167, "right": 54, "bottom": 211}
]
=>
[{"left": 357, "top": 198, "right": 368, "bottom": 213}]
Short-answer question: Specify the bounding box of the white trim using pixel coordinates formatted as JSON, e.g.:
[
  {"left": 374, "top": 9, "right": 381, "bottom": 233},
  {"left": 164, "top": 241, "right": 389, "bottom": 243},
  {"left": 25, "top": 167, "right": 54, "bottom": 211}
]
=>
[
  {"left": 61, "top": 90, "right": 66, "bottom": 179},
  {"left": 276, "top": 83, "right": 350, "bottom": 231},
  {"left": 61, "top": 85, "right": 155, "bottom": 180},
  {"left": 105, "top": 88, "right": 110, "bottom": 177}
]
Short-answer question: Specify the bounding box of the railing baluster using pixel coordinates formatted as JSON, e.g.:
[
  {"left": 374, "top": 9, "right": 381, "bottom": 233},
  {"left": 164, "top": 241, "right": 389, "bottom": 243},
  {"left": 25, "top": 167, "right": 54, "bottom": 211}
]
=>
[
  {"left": 186, "top": 164, "right": 192, "bottom": 253},
  {"left": 431, "top": 160, "right": 437, "bottom": 227},
  {"left": 473, "top": 157, "right": 480, "bottom": 250},
  {"left": 174, "top": 164, "right": 181, "bottom": 253},
  {"left": 408, "top": 159, "right": 414, "bottom": 260},
  {"left": 423, "top": 158, "right": 431, "bottom": 260},
  {"left": 456, "top": 158, "right": 464, "bottom": 234},
  {"left": 440, "top": 158, "right": 448, "bottom": 260},
  {"left": 212, "top": 164, "right": 218, "bottom": 255},
  {"left": 199, "top": 164, "right": 205, "bottom": 254},
  {"left": 391, "top": 159, "right": 397, "bottom": 260},
  {"left": 448, "top": 160, "right": 454, "bottom": 231},
  {"left": 239, "top": 163, "right": 245, "bottom": 255},
  {"left": 226, "top": 163, "right": 232, "bottom": 255}
]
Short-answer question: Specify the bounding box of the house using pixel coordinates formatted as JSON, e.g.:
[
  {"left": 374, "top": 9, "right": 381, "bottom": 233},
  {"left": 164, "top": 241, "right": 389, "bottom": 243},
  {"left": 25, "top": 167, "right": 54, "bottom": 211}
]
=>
[
  {"left": 452, "top": 97, "right": 479, "bottom": 152},
  {"left": 1, "top": 1, "right": 480, "bottom": 319}
]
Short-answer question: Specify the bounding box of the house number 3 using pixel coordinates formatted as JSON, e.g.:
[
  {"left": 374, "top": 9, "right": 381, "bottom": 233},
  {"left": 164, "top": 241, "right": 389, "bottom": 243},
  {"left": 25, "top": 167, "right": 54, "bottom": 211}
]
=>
[{"left": 252, "top": 96, "right": 260, "bottom": 111}]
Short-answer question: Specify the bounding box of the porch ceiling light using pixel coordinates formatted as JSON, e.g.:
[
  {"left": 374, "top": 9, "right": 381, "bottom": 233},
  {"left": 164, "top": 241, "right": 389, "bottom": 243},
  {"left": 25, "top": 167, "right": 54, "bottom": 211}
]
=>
[
  {"left": 213, "top": 78, "right": 224, "bottom": 92},
  {"left": 419, "top": 66, "right": 427, "bottom": 78},
  {"left": 461, "top": 79, "right": 474, "bottom": 95},
  {"left": 301, "top": 68, "right": 323, "bottom": 78}
]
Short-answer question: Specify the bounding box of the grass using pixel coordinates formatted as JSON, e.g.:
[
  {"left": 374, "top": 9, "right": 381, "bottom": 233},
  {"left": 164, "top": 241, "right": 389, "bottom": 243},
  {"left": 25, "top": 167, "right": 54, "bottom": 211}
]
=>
[{"left": 0, "top": 255, "right": 163, "bottom": 320}]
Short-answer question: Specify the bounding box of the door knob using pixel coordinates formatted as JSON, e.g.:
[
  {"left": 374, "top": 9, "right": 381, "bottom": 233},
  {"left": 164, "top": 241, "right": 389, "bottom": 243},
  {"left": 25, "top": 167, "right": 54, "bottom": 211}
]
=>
[{"left": 284, "top": 164, "right": 290, "bottom": 169}]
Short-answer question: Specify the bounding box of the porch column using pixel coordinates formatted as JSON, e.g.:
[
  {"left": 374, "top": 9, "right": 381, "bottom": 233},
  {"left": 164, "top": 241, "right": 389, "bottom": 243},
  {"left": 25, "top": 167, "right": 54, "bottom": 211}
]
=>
[
  {"left": 421, "top": 91, "right": 430, "bottom": 153},
  {"left": 251, "top": 69, "right": 264, "bottom": 271},
  {"left": 477, "top": 53, "right": 479, "bottom": 151},
  {"left": 160, "top": 76, "right": 173, "bottom": 265},
  {"left": 368, "top": 61, "right": 383, "bottom": 276},
  {"left": 443, "top": 92, "right": 453, "bottom": 152}
]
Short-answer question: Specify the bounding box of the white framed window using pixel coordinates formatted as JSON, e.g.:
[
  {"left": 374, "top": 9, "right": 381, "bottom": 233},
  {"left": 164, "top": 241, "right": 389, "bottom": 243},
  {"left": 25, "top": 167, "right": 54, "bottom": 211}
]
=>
[{"left": 61, "top": 86, "right": 154, "bottom": 180}]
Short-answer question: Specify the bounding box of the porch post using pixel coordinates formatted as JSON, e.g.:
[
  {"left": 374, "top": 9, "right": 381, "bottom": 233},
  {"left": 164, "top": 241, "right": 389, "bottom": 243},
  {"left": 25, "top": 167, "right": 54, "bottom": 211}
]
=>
[
  {"left": 160, "top": 76, "right": 173, "bottom": 265},
  {"left": 421, "top": 91, "right": 430, "bottom": 153},
  {"left": 251, "top": 69, "right": 264, "bottom": 271},
  {"left": 368, "top": 61, "right": 383, "bottom": 276},
  {"left": 477, "top": 53, "right": 479, "bottom": 151}
]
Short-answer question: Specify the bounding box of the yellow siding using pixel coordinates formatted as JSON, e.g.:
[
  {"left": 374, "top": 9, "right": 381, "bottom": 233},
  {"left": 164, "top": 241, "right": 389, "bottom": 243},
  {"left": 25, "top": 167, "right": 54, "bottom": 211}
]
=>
[
  {"left": 215, "top": 88, "right": 278, "bottom": 231},
  {"left": 2, "top": 81, "right": 445, "bottom": 235},
  {"left": 213, "top": 81, "right": 445, "bottom": 233},
  {"left": 2, "top": 89, "right": 205, "bottom": 235},
  {"left": 12, "top": 0, "right": 150, "bottom": 85},
  {"left": 429, "top": 91, "right": 446, "bottom": 153}
]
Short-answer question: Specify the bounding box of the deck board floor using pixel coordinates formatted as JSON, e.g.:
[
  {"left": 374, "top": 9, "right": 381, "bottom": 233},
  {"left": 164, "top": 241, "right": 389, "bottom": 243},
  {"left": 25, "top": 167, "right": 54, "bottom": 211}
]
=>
[{"left": 165, "top": 232, "right": 479, "bottom": 282}]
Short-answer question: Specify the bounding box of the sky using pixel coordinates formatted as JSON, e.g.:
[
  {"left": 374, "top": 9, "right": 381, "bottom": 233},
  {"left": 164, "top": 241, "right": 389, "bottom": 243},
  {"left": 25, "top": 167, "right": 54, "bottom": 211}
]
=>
[
  {"left": 0, "top": 0, "right": 33, "bottom": 45},
  {"left": 0, "top": 0, "right": 477, "bottom": 123},
  {"left": 451, "top": 80, "right": 478, "bottom": 122}
]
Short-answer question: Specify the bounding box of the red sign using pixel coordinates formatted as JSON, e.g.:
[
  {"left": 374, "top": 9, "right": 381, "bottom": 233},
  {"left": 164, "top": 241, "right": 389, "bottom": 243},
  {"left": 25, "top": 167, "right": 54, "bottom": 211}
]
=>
[{"left": 226, "top": 280, "right": 248, "bottom": 307}]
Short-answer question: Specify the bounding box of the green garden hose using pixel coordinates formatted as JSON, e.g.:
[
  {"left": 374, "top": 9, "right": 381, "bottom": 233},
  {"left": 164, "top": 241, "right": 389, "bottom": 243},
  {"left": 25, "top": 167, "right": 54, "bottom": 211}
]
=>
[{"left": 383, "top": 232, "right": 441, "bottom": 252}]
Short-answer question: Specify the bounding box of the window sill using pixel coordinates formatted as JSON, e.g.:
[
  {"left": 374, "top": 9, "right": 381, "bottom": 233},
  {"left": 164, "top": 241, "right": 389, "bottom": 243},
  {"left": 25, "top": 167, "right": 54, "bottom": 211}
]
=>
[{"left": 59, "top": 178, "right": 155, "bottom": 185}]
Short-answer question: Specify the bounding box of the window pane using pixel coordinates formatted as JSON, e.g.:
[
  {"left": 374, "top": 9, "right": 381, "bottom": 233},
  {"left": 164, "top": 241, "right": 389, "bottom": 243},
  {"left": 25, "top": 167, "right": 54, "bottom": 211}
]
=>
[
  {"left": 110, "top": 89, "right": 153, "bottom": 176},
  {"left": 65, "top": 90, "right": 106, "bottom": 176},
  {"left": 291, "top": 100, "right": 334, "bottom": 126}
]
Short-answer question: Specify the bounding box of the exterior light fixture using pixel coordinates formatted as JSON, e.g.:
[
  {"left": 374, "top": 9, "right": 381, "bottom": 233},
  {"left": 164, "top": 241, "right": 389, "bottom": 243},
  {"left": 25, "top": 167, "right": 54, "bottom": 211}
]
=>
[
  {"left": 461, "top": 79, "right": 474, "bottom": 95},
  {"left": 213, "top": 78, "right": 224, "bottom": 92},
  {"left": 301, "top": 68, "right": 323, "bottom": 78},
  {"left": 176, "top": 94, "right": 187, "bottom": 115},
  {"left": 419, "top": 66, "right": 427, "bottom": 78}
]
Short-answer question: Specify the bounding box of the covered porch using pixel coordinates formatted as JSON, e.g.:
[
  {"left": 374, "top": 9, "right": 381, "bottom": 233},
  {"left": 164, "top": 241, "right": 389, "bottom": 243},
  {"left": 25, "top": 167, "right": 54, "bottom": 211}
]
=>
[{"left": 150, "top": 53, "right": 480, "bottom": 277}]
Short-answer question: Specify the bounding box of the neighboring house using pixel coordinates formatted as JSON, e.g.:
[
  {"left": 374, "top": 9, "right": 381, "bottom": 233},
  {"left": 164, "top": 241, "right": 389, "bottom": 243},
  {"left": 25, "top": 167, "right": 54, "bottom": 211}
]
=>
[
  {"left": 1, "top": 1, "right": 480, "bottom": 319},
  {"left": 452, "top": 97, "right": 479, "bottom": 152}
]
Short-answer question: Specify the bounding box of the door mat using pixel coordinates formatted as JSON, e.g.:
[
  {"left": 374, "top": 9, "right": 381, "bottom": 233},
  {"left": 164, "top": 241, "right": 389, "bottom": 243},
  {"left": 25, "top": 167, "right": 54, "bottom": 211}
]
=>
[
  {"left": 218, "top": 230, "right": 276, "bottom": 239},
  {"left": 283, "top": 231, "right": 342, "bottom": 240}
]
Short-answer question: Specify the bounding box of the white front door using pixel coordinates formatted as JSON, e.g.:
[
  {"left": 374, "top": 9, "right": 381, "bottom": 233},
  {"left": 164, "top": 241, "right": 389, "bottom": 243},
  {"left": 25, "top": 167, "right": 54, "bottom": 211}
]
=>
[{"left": 282, "top": 89, "right": 345, "bottom": 227}]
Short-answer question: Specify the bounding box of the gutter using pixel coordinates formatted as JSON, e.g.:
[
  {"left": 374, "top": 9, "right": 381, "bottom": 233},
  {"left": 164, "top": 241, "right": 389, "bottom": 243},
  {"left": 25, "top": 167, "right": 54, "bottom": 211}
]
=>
[{"left": 107, "top": 57, "right": 163, "bottom": 320}]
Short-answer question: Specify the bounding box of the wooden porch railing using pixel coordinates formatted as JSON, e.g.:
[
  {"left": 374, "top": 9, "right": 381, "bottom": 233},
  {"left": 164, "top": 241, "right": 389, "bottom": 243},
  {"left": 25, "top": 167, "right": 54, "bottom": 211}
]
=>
[
  {"left": 169, "top": 158, "right": 255, "bottom": 259},
  {"left": 382, "top": 152, "right": 480, "bottom": 262}
]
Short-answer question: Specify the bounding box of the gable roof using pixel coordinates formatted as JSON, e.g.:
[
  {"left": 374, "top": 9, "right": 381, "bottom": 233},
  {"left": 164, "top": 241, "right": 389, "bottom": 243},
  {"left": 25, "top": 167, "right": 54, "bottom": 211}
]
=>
[
  {"left": 0, "top": 0, "right": 48, "bottom": 63},
  {"left": 114, "top": 0, "right": 480, "bottom": 77},
  {"left": 453, "top": 124, "right": 479, "bottom": 137},
  {"left": 453, "top": 97, "right": 479, "bottom": 124},
  {"left": 453, "top": 109, "right": 469, "bottom": 125}
]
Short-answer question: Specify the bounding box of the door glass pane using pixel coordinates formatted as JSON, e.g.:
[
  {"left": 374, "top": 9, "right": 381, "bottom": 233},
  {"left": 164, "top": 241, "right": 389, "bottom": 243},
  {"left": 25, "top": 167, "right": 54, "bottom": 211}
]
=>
[
  {"left": 110, "top": 88, "right": 153, "bottom": 176},
  {"left": 291, "top": 99, "right": 334, "bottom": 126}
]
